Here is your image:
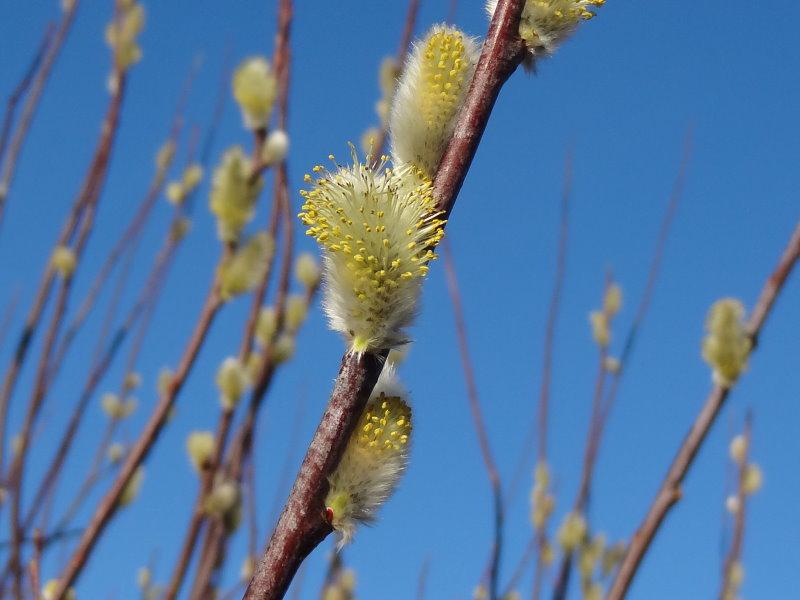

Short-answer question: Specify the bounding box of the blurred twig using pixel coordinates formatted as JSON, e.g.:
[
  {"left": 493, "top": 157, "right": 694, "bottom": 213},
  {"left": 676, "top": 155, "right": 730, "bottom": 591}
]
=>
[
  {"left": 443, "top": 242, "right": 503, "bottom": 600},
  {"left": 0, "top": 1, "right": 79, "bottom": 223},
  {"left": 719, "top": 412, "right": 752, "bottom": 600},
  {"left": 606, "top": 220, "right": 800, "bottom": 600}
]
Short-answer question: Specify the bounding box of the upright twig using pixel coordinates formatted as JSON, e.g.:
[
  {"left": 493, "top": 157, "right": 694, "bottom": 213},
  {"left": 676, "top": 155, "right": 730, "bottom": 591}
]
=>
[
  {"left": 719, "top": 412, "right": 752, "bottom": 600},
  {"left": 501, "top": 153, "right": 572, "bottom": 600},
  {"left": 367, "top": 0, "right": 420, "bottom": 161},
  {"left": 51, "top": 249, "right": 231, "bottom": 598},
  {"left": 244, "top": 3, "right": 526, "bottom": 598},
  {"left": 606, "top": 221, "right": 800, "bottom": 600},
  {"left": 0, "top": 1, "right": 80, "bottom": 223},
  {"left": 443, "top": 242, "right": 503, "bottom": 600},
  {"left": 0, "top": 23, "right": 54, "bottom": 170},
  {"left": 6, "top": 70, "right": 128, "bottom": 597}
]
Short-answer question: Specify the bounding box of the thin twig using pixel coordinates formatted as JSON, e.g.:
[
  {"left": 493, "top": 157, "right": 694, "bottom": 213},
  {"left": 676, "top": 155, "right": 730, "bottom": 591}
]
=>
[
  {"left": 417, "top": 557, "right": 430, "bottom": 600},
  {"left": 443, "top": 242, "right": 503, "bottom": 600},
  {"left": 0, "top": 23, "right": 54, "bottom": 171},
  {"left": 606, "top": 221, "right": 800, "bottom": 600},
  {"left": 0, "top": 1, "right": 80, "bottom": 223},
  {"left": 48, "top": 60, "right": 198, "bottom": 385},
  {"left": 243, "top": 3, "right": 526, "bottom": 598},
  {"left": 51, "top": 247, "right": 232, "bottom": 597},
  {"left": 6, "top": 70, "right": 128, "bottom": 597},
  {"left": 506, "top": 151, "right": 571, "bottom": 507},
  {"left": 367, "top": 0, "right": 420, "bottom": 161},
  {"left": 719, "top": 412, "right": 751, "bottom": 600}
]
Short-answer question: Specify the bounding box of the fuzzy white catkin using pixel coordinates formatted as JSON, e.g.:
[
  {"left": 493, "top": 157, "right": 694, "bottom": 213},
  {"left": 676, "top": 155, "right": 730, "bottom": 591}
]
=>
[
  {"left": 324, "top": 367, "right": 411, "bottom": 546},
  {"left": 299, "top": 154, "right": 445, "bottom": 352},
  {"left": 389, "top": 25, "right": 479, "bottom": 178},
  {"left": 485, "top": 0, "right": 605, "bottom": 62}
]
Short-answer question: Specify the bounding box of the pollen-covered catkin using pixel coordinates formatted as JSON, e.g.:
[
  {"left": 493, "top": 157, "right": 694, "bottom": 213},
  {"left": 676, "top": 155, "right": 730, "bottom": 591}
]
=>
[
  {"left": 325, "top": 367, "right": 412, "bottom": 546},
  {"left": 485, "top": 0, "right": 605, "bottom": 65},
  {"left": 389, "top": 25, "right": 479, "bottom": 178},
  {"left": 299, "top": 151, "right": 445, "bottom": 352}
]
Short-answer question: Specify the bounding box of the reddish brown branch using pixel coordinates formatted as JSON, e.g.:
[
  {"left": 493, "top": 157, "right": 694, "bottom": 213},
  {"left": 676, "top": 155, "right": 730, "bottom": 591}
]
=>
[
  {"left": 443, "top": 242, "right": 503, "bottom": 600},
  {"left": 243, "top": 3, "right": 526, "bottom": 598},
  {"left": 606, "top": 221, "right": 800, "bottom": 600}
]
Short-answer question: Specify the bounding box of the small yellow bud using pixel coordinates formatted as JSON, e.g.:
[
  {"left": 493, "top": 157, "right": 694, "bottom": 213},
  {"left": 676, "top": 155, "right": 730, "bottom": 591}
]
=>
[
  {"left": 284, "top": 295, "right": 308, "bottom": 333},
  {"left": 725, "top": 494, "right": 741, "bottom": 515},
  {"left": 246, "top": 351, "right": 263, "bottom": 381},
  {"left": 156, "top": 140, "right": 176, "bottom": 171},
  {"left": 728, "top": 560, "right": 745, "bottom": 589},
  {"left": 742, "top": 463, "right": 763, "bottom": 495},
  {"left": 51, "top": 245, "right": 77, "bottom": 277},
  {"left": 240, "top": 556, "right": 255, "bottom": 582},
  {"left": 262, "top": 130, "right": 289, "bottom": 165},
  {"left": 604, "top": 356, "right": 621, "bottom": 374},
  {"left": 256, "top": 307, "right": 278, "bottom": 346},
  {"left": 136, "top": 566, "right": 151, "bottom": 589},
  {"left": 589, "top": 310, "right": 610, "bottom": 348},
  {"left": 729, "top": 434, "right": 748, "bottom": 465},
  {"left": 182, "top": 163, "right": 204, "bottom": 191},
  {"left": 123, "top": 371, "right": 142, "bottom": 392},
  {"left": 107, "top": 442, "right": 125, "bottom": 464},
  {"left": 101, "top": 393, "right": 137, "bottom": 420},
  {"left": 294, "top": 253, "right": 321, "bottom": 289},
  {"left": 166, "top": 181, "right": 185, "bottom": 205},
  {"left": 170, "top": 216, "right": 192, "bottom": 241},
  {"left": 157, "top": 367, "right": 174, "bottom": 396},
  {"left": 473, "top": 585, "right": 488, "bottom": 600},
  {"left": 557, "top": 512, "right": 587, "bottom": 551},
  {"left": 601, "top": 541, "right": 627, "bottom": 577},
  {"left": 541, "top": 540, "right": 555, "bottom": 566},
  {"left": 232, "top": 57, "right": 277, "bottom": 130},
  {"left": 603, "top": 283, "right": 623, "bottom": 316},
  {"left": 216, "top": 357, "right": 250, "bottom": 410},
  {"left": 219, "top": 233, "right": 274, "bottom": 300},
  {"left": 584, "top": 582, "right": 602, "bottom": 600},
  {"left": 702, "top": 298, "right": 751, "bottom": 387},
  {"left": 43, "top": 579, "right": 76, "bottom": 600},
  {"left": 105, "top": 1, "right": 145, "bottom": 70},
  {"left": 186, "top": 431, "right": 216, "bottom": 473},
  {"left": 118, "top": 466, "right": 144, "bottom": 507},
  {"left": 272, "top": 333, "right": 295, "bottom": 363},
  {"left": 534, "top": 460, "right": 550, "bottom": 488},
  {"left": 379, "top": 57, "right": 400, "bottom": 100},
  {"left": 205, "top": 479, "right": 239, "bottom": 513}
]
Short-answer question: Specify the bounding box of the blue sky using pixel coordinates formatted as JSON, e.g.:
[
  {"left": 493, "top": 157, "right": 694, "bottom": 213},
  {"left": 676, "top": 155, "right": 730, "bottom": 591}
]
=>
[{"left": 1, "top": 1, "right": 799, "bottom": 599}]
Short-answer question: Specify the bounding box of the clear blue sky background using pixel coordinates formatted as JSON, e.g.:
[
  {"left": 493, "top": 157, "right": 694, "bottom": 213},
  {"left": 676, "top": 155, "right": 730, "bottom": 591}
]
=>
[{"left": 1, "top": 1, "right": 798, "bottom": 599}]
